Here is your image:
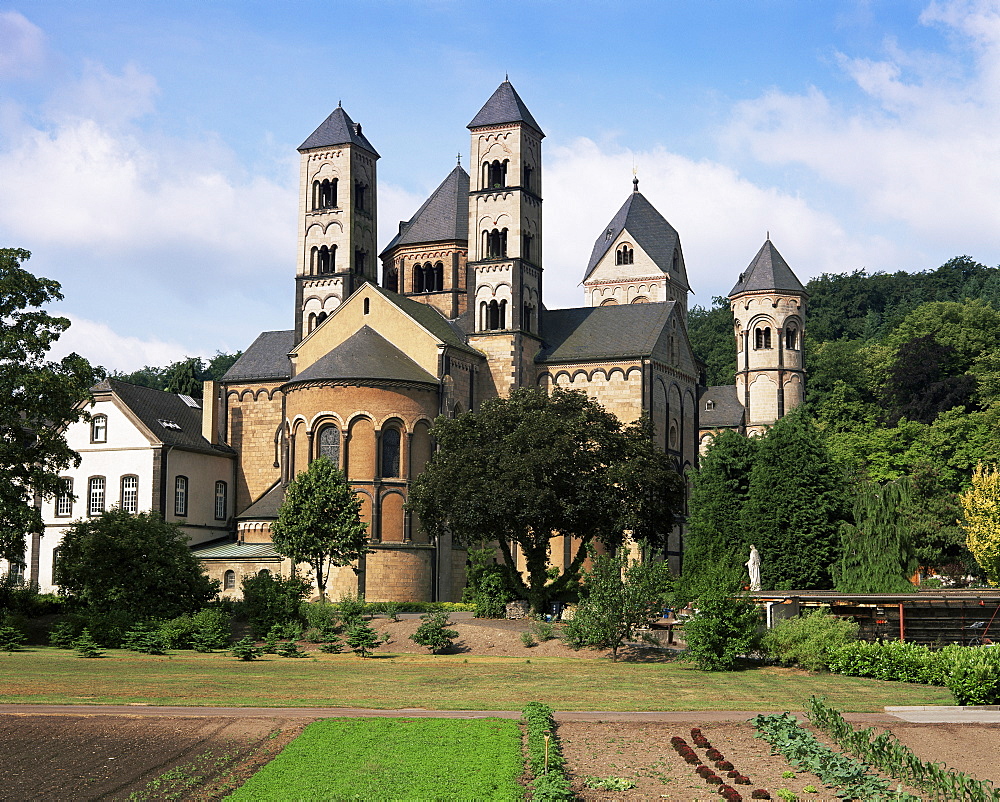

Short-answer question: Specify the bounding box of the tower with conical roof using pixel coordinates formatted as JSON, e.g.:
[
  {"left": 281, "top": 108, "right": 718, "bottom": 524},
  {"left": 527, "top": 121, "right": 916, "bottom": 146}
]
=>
[
  {"left": 582, "top": 177, "right": 691, "bottom": 318},
  {"left": 466, "top": 80, "right": 544, "bottom": 394},
  {"left": 294, "top": 103, "right": 380, "bottom": 341},
  {"left": 729, "top": 238, "right": 807, "bottom": 434}
]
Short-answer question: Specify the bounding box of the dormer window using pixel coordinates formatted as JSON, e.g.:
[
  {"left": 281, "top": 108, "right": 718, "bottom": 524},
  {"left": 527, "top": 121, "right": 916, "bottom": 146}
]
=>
[
  {"left": 90, "top": 414, "right": 107, "bottom": 443},
  {"left": 615, "top": 245, "right": 634, "bottom": 265},
  {"left": 705, "top": 400, "right": 715, "bottom": 411}
]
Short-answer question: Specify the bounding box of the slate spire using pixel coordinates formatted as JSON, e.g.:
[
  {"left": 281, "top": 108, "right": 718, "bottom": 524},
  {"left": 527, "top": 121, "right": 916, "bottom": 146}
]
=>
[
  {"left": 729, "top": 239, "right": 806, "bottom": 297},
  {"left": 467, "top": 79, "right": 544, "bottom": 136},
  {"left": 298, "top": 105, "right": 380, "bottom": 156}
]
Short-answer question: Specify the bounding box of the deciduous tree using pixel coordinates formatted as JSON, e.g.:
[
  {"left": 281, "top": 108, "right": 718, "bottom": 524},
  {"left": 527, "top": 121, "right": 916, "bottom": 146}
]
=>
[
  {"left": 0, "top": 248, "right": 100, "bottom": 563},
  {"left": 271, "top": 457, "right": 371, "bottom": 602},
  {"left": 960, "top": 463, "right": 1000, "bottom": 586}
]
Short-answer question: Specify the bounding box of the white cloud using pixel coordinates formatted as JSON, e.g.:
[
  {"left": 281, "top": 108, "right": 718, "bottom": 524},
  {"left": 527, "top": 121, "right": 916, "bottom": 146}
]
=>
[
  {"left": 49, "top": 314, "right": 193, "bottom": 373},
  {"left": 0, "top": 11, "right": 46, "bottom": 79}
]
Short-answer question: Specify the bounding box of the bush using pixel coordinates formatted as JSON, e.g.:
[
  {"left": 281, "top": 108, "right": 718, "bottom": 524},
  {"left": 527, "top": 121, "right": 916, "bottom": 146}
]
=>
[
  {"left": 302, "top": 601, "right": 341, "bottom": 639},
  {"left": 763, "top": 608, "right": 859, "bottom": 672},
  {"left": 231, "top": 636, "right": 262, "bottom": 661},
  {"left": 48, "top": 618, "right": 83, "bottom": 648},
  {"left": 319, "top": 639, "right": 343, "bottom": 654},
  {"left": 276, "top": 640, "right": 307, "bottom": 658},
  {"left": 942, "top": 646, "right": 1000, "bottom": 705},
  {"left": 72, "top": 628, "right": 104, "bottom": 658},
  {"left": 344, "top": 619, "right": 385, "bottom": 657},
  {"left": 410, "top": 612, "right": 459, "bottom": 654},
  {"left": 531, "top": 621, "right": 556, "bottom": 642},
  {"left": 158, "top": 607, "right": 232, "bottom": 650},
  {"left": 520, "top": 630, "right": 537, "bottom": 648},
  {"left": 0, "top": 624, "right": 26, "bottom": 651},
  {"left": 241, "top": 572, "right": 309, "bottom": 638},
  {"left": 683, "top": 586, "right": 761, "bottom": 671},
  {"left": 123, "top": 622, "right": 168, "bottom": 654},
  {"left": 463, "top": 546, "right": 514, "bottom": 619},
  {"left": 335, "top": 593, "right": 368, "bottom": 626}
]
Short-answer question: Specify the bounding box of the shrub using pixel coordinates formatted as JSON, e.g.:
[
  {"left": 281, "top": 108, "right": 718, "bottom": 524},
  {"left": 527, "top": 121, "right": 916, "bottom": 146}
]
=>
[
  {"left": 344, "top": 619, "right": 384, "bottom": 657},
  {"left": 122, "top": 622, "right": 168, "bottom": 654},
  {"left": 762, "top": 608, "right": 859, "bottom": 672},
  {"left": 231, "top": 636, "right": 262, "bottom": 661},
  {"left": 520, "top": 630, "right": 537, "bottom": 648},
  {"left": 531, "top": 621, "right": 556, "bottom": 642},
  {"left": 319, "top": 639, "right": 343, "bottom": 654},
  {"left": 382, "top": 602, "right": 401, "bottom": 621},
  {"left": 276, "top": 640, "right": 307, "bottom": 658},
  {"left": 48, "top": 619, "right": 83, "bottom": 649},
  {"left": 410, "top": 612, "right": 459, "bottom": 654},
  {"left": 943, "top": 646, "right": 1000, "bottom": 705},
  {"left": 241, "top": 572, "right": 309, "bottom": 638},
  {"left": 302, "top": 601, "right": 341, "bottom": 639},
  {"left": 463, "top": 546, "right": 514, "bottom": 619},
  {"left": 683, "top": 586, "right": 761, "bottom": 671},
  {"left": 72, "top": 628, "right": 104, "bottom": 658},
  {"left": 158, "top": 607, "right": 232, "bottom": 650},
  {"left": 0, "top": 624, "right": 26, "bottom": 651},
  {"left": 335, "top": 593, "right": 368, "bottom": 627}
]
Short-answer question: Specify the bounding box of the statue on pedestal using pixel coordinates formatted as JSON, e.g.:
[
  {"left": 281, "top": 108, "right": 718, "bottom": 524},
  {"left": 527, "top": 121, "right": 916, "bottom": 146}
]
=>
[{"left": 746, "top": 544, "right": 761, "bottom": 592}]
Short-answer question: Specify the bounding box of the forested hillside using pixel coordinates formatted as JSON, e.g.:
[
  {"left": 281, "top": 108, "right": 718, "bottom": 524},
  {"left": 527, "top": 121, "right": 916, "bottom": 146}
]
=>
[{"left": 685, "top": 256, "right": 1000, "bottom": 591}]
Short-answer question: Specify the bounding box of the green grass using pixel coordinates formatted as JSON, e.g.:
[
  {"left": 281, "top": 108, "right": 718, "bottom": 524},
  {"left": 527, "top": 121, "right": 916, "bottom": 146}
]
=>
[
  {"left": 226, "top": 717, "right": 523, "bottom": 801},
  {"left": 0, "top": 647, "right": 953, "bottom": 711}
]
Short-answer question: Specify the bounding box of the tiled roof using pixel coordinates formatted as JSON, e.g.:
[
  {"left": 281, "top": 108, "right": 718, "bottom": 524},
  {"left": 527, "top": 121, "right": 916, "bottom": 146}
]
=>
[
  {"left": 380, "top": 165, "right": 469, "bottom": 256},
  {"left": 222, "top": 330, "right": 295, "bottom": 383},
  {"left": 96, "top": 379, "right": 235, "bottom": 456},
  {"left": 537, "top": 302, "right": 674, "bottom": 363},
  {"left": 729, "top": 239, "right": 806, "bottom": 296},
  {"left": 375, "top": 286, "right": 483, "bottom": 357},
  {"left": 191, "top": 540, "right": 283, "bottom": 560},
  {"left": 583, "top": 191, "right": 689, "bottom": 290},
  {"left": 467, "top": 80, "right": 544, "bottom": 136},
  {"left": 298, "top": 105, "right": 380, "bottom": 156},
  {"left": 238, "top": 482, "right": 285, "bottom": 521},
  {"left": 286, "top": 326, "right": 438, "bottom": 386},
  {"left": 700, "top": 385, "right": 745, "bottom": 429}
]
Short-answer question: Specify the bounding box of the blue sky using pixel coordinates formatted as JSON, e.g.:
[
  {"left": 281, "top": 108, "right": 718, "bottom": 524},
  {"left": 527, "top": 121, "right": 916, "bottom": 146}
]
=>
[{"left": 2, "top": 1, "right": 999, "bottom": 371}]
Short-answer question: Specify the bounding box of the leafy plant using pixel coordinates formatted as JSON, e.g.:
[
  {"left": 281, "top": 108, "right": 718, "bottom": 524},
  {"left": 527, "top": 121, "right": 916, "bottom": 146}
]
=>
[
  {"left": 683, "top": 584, "right": 761, "bottom": 671},
  {"left": 240, "top": 572, "right": 310, "bottom": 638},
  {"left": 531, "top": 620, "right": 556, "bottom": 642},
  {"left": 336, "top": 593, "right": 368, "bottom": 627},
  {"left": 762, "top": 608, "right": 859, "bottom": 672},
  {"left": 584, "top": 776, "right": 636, "bottom": 790},
  {"left": 521, "top": 702, "right": 574, "bottom": 800},
  {"left": 409, "top": 612, "right": 458, "bottom": 654}
]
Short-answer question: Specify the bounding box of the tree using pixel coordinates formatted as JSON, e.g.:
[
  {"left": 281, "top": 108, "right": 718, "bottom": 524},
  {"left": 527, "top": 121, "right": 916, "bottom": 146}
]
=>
[
  {"left": 682, "top": 573, "right": 761, "bottom": 671},
  {"left": 565, "top": 547, "right": 674, "bottom": 661},
  {"left": 54, "top": 509, "right": 218, "bottom": 644},
  {"left": 408, "top": 388, "right": 683, "bottom": 613},
  {"left": 0, "top": 248, "right": 100, "bottom": 563},
  {"left": 739, "top": 412, "right": 849, "bottom": 590},
  {"left": 410, "top": 611, "right": 459, "bottom": 654},
  {"left": 832, "top": 479, "right": 917, "bottom": 593},
  {"left": 270, "top": 457, "right": 371, "bottom": 602},
  {"left": 960, "top": 463, "right": 1000, "bottom": 586}
]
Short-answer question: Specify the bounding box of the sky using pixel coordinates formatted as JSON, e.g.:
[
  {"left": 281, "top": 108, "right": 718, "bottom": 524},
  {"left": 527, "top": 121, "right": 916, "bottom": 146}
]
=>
[{"left": 2, "top": 1, "right": 1000, "bottom": 372}]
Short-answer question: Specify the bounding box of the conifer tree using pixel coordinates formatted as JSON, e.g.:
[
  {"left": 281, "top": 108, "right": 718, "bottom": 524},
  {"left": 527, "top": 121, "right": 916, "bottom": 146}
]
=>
[
  {"left": 960, "top": 463, "right": 1000, "bottom": 586},
  {"left": 739, "top": 412, "right": 848, "bottom": 590},
  {"left": 833, "top": 479, "right": 917, "bottom": 592},
  {"left": 684, "top": 430, "right": 758, "bottom": 587}
]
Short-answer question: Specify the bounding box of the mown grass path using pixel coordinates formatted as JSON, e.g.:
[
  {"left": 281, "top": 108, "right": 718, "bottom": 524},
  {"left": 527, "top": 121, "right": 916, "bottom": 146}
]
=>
[{"left": 0, "top": 648, "right": 952, "bottom": 711}]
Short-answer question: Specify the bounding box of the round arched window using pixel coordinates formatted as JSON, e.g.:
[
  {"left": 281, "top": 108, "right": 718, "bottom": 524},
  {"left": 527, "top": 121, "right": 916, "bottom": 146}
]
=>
[{"left": 318, "top": 425, "right": 341, "bottom": 467}]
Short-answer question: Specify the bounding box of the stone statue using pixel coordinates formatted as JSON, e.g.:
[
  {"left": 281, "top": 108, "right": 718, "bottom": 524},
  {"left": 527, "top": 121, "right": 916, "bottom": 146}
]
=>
[{"left": 746, "top": 544, "right": 761, "bottom": 591}]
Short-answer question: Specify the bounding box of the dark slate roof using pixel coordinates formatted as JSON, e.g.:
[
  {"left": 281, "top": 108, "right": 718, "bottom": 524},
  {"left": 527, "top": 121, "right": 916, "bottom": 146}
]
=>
[
  {"left": 536, "top": 302, "right": 674, "bottom": 363},
  {"left": 298, "top": 104, "right": 380, "bottom": 156},
  {"left": 222, "top": 330, "right": 295, "bottom": 383},
  {"left": 729, "top": 239, "right": 806, "bottom": 296},
  {"left": 192, "top": 540, "right": 283, "bottom": 559},
  {"left": 286, "top": 326, "right": 438, "bottom": 386},
  {"left": 700, "top": 385, "right": 745, "bottom": 429},
  {"left": 375, "top": 285, "right": 483, "bottom": 357},
  {"left": 237, "top": 482, "right": 285, "bottom": 521},
  {"left": 583, "top": 191, "right": 689, "bottom": 290},
  {"left": 380, "top": 165, "right": 470, "bottom": 256},
  {"left": 98, "top": 379, "right": 235, "bottom": 456},
  {"left": 467, "top": 80, "right": 544, "bottom": 136}
]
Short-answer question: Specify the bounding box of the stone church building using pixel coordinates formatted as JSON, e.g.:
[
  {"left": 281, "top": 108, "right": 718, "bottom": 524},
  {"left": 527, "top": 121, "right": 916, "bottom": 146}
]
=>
[{"left": 200, "top": 80, "right": 800, "bottom": 601}]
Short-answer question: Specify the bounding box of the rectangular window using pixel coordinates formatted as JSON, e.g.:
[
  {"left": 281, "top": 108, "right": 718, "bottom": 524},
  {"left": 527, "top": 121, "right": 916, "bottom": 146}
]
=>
[
  {"left": 88, "top": 477, "right": 105, "bottom": 516},
  {"left": 121, "top": 475, "right": 139, "bottom": 514},
  {"left": 91, "top": 414, "right": 107, "bottom": 443},
  {"left": 56, "top": 477, "right": 73, "bottom": 517},
  {"left": 174, "top": 476, "right": 188, "bottom": 516},
  {"left": 215, "top": 481, "right": 227, "bottom": 521}
]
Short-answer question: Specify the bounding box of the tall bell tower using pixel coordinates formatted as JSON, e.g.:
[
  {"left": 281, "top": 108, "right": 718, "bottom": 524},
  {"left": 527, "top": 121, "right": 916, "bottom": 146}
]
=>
[
  {"left": 294, "top": 103, "right": 379, "bottom": 341},
  {"left": 466, "top": 80, "right": 544, "bottom": 395}
]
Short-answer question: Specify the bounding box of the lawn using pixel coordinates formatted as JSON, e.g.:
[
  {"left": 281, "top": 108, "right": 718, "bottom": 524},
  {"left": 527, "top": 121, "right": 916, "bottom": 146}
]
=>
[
  {"left": 0, "top": 647, "right": 953, "bottom": 711},
  {"left": 227, "top": 717, "right": 524, "bottom": 801}
]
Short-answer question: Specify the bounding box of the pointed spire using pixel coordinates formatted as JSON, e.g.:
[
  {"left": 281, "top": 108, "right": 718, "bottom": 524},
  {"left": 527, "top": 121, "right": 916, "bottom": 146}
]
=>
[
  {"left": 298, "top": 104, "right": 379, "bottom": 155},
  {"left": 729, "top": 239, "right": 806, "bottom": 297},
  {"left": 467, "top": 80, "right": 544, "bottom": 136},
  {"left": 457, "top": 152, "right": 462, "bottom": 166},
  {"left": 633, "top": 168, "right": 639, "bottom": 194}
]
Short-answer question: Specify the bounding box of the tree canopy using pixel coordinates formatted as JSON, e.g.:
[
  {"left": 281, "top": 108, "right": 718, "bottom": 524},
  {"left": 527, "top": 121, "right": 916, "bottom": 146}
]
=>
[
  {"left": 0, "top": 248, "right": 100, "bottom": 563},
  {"left": 408, "top": 388, "right": 684, "bottom": 613},
  {"left": 960, "top": 463, "right": 1000, "bottom": 586},
  {"left": 271, "top": 457, "right": 371, "bottom": 602}
]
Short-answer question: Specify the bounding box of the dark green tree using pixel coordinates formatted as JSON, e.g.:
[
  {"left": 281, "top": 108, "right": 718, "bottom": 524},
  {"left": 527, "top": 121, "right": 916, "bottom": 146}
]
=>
[
  {"left": 53, "top": 509, "right": 218, "bottom": 644},
  {"left": 164, "top": 357, "right": 205, "bottom": 398},
  {"left": 833, "top": 479, "right": 918, "bottom": 593},
  {"left": 271, "top": 457, "right": 371, "bottom": 602},
  {"left": 682, "top": 569, "right": 761, "bottom": 671},
  {"left": 687, "top": 297, "right": 736, "bottom": 386},
  {"left": 903, "top": 463, "right": 967, "bottom": 570},
  {"left": 683, "top": 430, "right": 758, "bottom": 588},
  {"left": 739, "top": 412, "right": 849, "bottom": 590},
  {"left": 409, "top": 388, "right": 683, "bottom": 613},
  {"left": 0, "top": 248, "right": 101, "bottom": 563}
]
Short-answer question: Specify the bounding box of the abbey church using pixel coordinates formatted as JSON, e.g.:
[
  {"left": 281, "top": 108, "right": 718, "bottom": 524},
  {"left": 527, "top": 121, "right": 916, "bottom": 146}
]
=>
[{"left": 199, "top": 80, "right": 807, "bottom": 601}]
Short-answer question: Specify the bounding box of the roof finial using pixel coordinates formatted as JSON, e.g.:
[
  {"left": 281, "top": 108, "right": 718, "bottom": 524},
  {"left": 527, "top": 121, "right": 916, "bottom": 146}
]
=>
[
  {"left": 505, "top": 72, "right": 509, "bottom": 82},
  {"left": 338, "top": 99, "right": 342, "bottom": 108},
  {"left": 633, "top": 166, "right": 639, "bottom": 193},
  {"left": 457, "top": 152, "right": 462, "bottom": 166},
  {"left": 766, "top": 230, "right": 770, "bottom": 241}
]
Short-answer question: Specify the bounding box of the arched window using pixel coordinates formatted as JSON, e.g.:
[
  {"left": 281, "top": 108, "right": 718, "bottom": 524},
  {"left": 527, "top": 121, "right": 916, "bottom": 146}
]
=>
[
  {"left": 485, "top": 228, "right": 507, "bottom": 259},
  {"left": 434, "top": 261, "right": 444, "bottom": 291},
  {"left": 422, "top": 262, "right": 435, "bottom": 292},
  {"left": 307, "top": 312, "right": 317, "bottom": 333},
  {"left": 523, "top": 164, "right": 533, "bottom": 191},
  {"left": 487, "top": 300, "right": 500, "bottom": 330},
  {"left": 499, "top": 299, "right": 507, "bottom": 329},
  {"left": 91, "top": 414, "right": 107, "bottom": 443},
  {"left": 600, "top": 298, "right": 619, "bottom": 306},
  {"left": 88, "top": 476, "right": 105, "bottom": 516},
  {"left": 354, "top": 249, "right": 367, "bottom": 274},
  {"left": 381, "top": 428, "right": 401, "bottom": 478},
  {"left": 318, "top": 425, "right": 341, "bottom": 467},
  {"left": 317, "top": 245, "right": 334, "bottom": 274},
  {"left": 258, "top": 569, "right": 270, "bottom": 577},
  {"left": 522, "top": 233, "right": 533, "bottom": 261},
  {"left": 174, "top": 476, "right": 188, "bottom": 516},
  {"left": 385, "top": 267, "right": 399, "bottom": 293},
  {"left": 224, "top": 570, "right": 236, "bottom": 590},
  {"left": 316, "top": 311, "right": 328, "bottom": 326},
  {"left": 631, "top": 296, "right": 649, "bottom": 304},
  {"left": 755, "top": 327, "right": 772, "bottom": 350},
  {"left": 486, "top": 159, "right": 507, "bottom": 188},
  {"left": 413, "top": 264, "right": 424, "bottom": 293},
  {"left": 523, "top": 303, "right": 533, "bottom": 332},
  {"left": 364, "top": 297, "right": 370, "bottom": 315},
  {"left": 616, "top": 245, "right": 634, "bottom": 265},
  {"left": 121, "top": 475, "right": 139, "bottom": 514},
  {"left": 786, "top": 327, "right": 798, "bottom": 350},
  {"left": 354, "top": 182, "right": 367, "bottom": 211},
  {"left": 215, "top": 481, "right": 227, "bottom": 520}
]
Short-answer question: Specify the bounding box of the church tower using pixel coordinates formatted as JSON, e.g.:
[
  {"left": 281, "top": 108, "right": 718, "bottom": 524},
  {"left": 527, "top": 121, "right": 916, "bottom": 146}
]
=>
[
  {"left": 729, "top": 239, "right": 807, "bottom": 435},
  {"left": 466, "top": 80, "right": 544, "bottom": 395},
  {"left": 294, "top": 104, "right": 379, "bottom": 341}
]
